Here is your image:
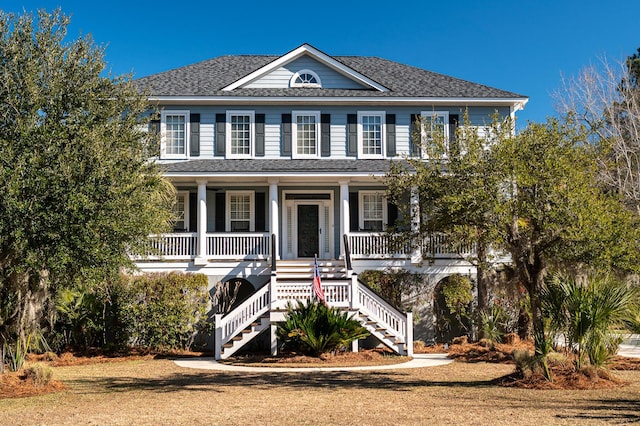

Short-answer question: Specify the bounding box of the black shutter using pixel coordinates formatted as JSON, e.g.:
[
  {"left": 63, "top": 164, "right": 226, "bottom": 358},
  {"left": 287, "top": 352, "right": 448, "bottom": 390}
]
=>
[
  {"left": 215, "top": 113, "right": 225, "bottom": 156},
  {"left": 387, "top": 202, "right": 398, "bottom": 228},
  {"left": 148, "top": 118, "right": 160, "bottom": 135},
  {"left": 255, "top": 192, "right": 266, "bottom": 232},
  {"left": 188, "top": 192, "right": 197, "bottom": 233},
  {"left": 449, "top": 114, "right": 459, "bottom": 146},
  {"left": 321, "top": 114, "right": 331, "bottom": 157},
  {"left": 347, "top": 114, "right": 357, "bottom": 157},
  {"left": 410, "top": 114, "right": 420, "bottom": 157},
  {"left": 190, "top": 113, "right": 200, "bottom": 156},
  {"left": 281, "top": 114, "right": 292, "bottom": 156},
  {"left": 215, "top": 192, "right": 226, "bottom": 232},
  {"left": 349, "top": 192, "right": 359, "bottom": 232},
  {"left": 255, "top": 113, "right": 265, "bottom": 157},
  {"left": 386, "top": 114, "right": 396, "bottom": 157}
]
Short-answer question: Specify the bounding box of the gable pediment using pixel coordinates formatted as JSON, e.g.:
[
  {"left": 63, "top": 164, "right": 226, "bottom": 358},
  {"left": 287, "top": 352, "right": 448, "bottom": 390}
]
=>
[{"left": 222, "top": 44, "right": 389, "bottom": 92}]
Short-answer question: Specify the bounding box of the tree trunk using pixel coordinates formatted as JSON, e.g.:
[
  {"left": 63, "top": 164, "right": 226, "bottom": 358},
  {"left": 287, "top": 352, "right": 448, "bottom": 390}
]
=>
[{"left": 476, "top": 240, "right": 489, "bottom": 340}]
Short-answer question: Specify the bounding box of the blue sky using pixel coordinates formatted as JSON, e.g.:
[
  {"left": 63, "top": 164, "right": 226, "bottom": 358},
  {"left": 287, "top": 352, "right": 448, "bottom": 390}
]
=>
[{"left": 5, "top": 1, "right": 640, "bottom": 125}]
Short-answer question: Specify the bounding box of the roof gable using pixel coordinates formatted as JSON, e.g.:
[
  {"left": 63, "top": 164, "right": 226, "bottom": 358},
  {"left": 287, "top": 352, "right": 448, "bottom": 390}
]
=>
[
  {"left": 222, "top": 44, "right": 389, "bottom": 92},
  {"left": 243, "top": 54, "right": 369, "bottom": 90}
]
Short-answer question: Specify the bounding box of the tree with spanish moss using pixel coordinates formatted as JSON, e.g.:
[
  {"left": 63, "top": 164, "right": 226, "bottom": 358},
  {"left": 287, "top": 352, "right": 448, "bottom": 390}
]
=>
[{"left": 0, "top": 9, "right": 174, "bottom": 371}]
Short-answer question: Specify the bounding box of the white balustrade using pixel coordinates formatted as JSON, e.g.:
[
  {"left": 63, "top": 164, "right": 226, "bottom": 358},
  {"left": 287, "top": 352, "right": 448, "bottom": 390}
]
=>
[
  {"left": 348, "top": 232, "right": 476, "bottom": 259},
  {"left": 216, "top": 284, "right": 271, "bottom": 348},
  {"left": 135, "top": 232, "right": 271, "bottom": 260},
  {"left": 357, "top": 281, "right": 407, "bottom": 337},
  {"left": 141, "top": 233, "right": 197, "bottom": 259},
  {"left": 206, "top": 233, "right": 270, "bottom": 259},
  {"left": 273, "top": 282, "right": 351, "bottom": 309}
]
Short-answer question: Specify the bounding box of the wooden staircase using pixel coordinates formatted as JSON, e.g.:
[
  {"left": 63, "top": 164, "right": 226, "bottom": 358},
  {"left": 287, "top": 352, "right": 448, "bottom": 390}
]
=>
[{"left": 214, "top": 259, "right": 413, "bottom": 360}]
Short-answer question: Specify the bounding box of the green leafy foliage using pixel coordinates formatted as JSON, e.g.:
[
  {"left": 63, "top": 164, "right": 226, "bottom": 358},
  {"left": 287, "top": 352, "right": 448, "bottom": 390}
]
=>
[
  {"left": 276, "top": 300, "right": 369, "bottom": 356},
  {"left": 117, "top": 273, "right": 211, "bottom": 351},
  {"left": 53, "top": 287, "right": 102, "bottom": 351},
  {"left": 0, "top": 9, "right": 174, "bottom": 370},
  {"left": 480, "top": 304, "right": 510, "bottom": 344},
  {"left": 358, "top": 269, "right": 423, "bottom": 307},
  {"left": 542, "top": 273, "right": 638, "bottom": 369}
]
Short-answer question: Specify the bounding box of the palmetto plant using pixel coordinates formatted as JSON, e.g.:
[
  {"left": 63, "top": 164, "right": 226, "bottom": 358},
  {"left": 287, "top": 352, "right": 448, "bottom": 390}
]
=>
[
  {"left": 276, "top": 300, "right": 369, "bottom": 356},
  {"left": 542, "top": 273, "right": 638, "bottom": 369}
]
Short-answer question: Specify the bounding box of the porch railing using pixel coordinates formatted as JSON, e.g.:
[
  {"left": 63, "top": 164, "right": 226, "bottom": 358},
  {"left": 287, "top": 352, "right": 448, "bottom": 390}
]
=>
[
  {"left": 348, "top": 232, "right": 476, "bottom": 259},
  {"left": 206, "top": 233, "right": 270, "bottom": 259},
  {"left": 273, "top": 282, "right": 351, "bottom": 309},
  {"left": 137, "top": 232, "right": 270, "bottom": 260},
  {"left": 140, "top": 233, "right": 197, "bottom": 259}
]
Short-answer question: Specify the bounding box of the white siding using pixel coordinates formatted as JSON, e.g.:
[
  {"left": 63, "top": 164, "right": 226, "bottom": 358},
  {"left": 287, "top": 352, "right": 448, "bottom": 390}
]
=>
[
  {"left": 264, "top": 114, "right": 281, "bottom": 158},
  {"left": 330, "top": 114, "right": 347, "bottom": 158},
  {"left": 396, "top": 114, "right": 411, "bottom": 156},
  {"left": 199, "top": 112, "right": 215, "bottom": 157},
  {"left": 245, "top": 56, "right": 366, "bottom": 89}
]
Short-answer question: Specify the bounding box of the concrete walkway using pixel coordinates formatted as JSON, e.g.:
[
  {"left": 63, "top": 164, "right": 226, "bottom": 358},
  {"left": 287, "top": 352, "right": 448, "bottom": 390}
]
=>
[{"left": 174, "top": 353, "right": 452, "bottom": 372}]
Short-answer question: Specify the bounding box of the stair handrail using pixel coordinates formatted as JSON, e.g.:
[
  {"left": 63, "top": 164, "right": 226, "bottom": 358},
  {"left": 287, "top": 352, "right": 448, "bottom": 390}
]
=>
[
  {"left": 271, "top": 233, "right": 277, "bottom": 271},
  {"left": 343, "top": 233, "right": 352, "bottom": 271},
  {"left": 356, "top": 280, "right": 407, "bottom": 338},
  {"left": 216, "top": 284, "right": 271, "bottom": 349}
]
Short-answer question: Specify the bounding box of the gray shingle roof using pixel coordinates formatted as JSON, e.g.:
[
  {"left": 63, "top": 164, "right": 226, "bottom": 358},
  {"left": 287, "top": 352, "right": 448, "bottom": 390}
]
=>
[
  {"left": 135, "top": 54, "right": 526, "bottom": 99},
  {"left": 162, "top": 159, "right": 402, "bottom": 174}
]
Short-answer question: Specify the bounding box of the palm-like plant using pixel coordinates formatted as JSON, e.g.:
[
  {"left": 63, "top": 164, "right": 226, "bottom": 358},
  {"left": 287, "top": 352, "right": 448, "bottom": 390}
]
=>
[
  {"left": 276, "top": 300, "right": 369, "bottom": 356},
  {"left": 542, "top": 273, "right": 638, "bottom": 369}
]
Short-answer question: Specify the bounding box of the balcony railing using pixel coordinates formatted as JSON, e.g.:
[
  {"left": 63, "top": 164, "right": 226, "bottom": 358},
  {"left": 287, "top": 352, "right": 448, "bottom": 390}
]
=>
[
  {"left": 348, "top": 232, "right": 476, "bottom": 259},
  {"left": 137, "top": 232, "right": 474, "bottom": 262},
  {"left": 138, "top": 232, "right": 270, "bottom": 260}
]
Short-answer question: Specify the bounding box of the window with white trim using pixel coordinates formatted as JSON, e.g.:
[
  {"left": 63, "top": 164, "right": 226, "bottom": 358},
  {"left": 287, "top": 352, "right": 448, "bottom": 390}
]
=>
[
  {"left": 358, "top": 111, "right": 385, "bottom": 158},
  {"left": 359, "top": 191, "right": 387, "bottom": 231},
  {"left": 226, "top": 111, "right": 254, "bottom": 158},
  {"left": 173, "top": 191, "right": 189, "bottom": 231},
  {"left": 292, "top": 111, "right": 320, "bottom": 158},
  {"left": 290, "top": 69, "right": 322, "bottom": 88},
  {"left": 161, "top": 110, "right": 189, "bottom": 159},
  {"left": 420, "top": 111, "right": 449, "bottom": 156},
  {"left": 227, "top": 191, "right": 254, "bottom": 232}
]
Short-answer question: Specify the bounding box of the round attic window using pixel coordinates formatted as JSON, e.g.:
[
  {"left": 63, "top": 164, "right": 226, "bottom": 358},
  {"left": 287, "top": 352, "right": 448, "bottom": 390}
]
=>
[{"left": 290, "top": 69, "right": 322, "bottom": 88}]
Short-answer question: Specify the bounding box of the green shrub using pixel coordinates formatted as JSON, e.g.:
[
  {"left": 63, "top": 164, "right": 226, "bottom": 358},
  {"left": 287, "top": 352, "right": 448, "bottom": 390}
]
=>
[
  {"left": 118, "top": 272, "right": 211, "bottom": 351},
  {"left": 480, "top": 304, "right": 509, "bottom": 344},
  {"left": 277, "top": 300, "right": 369, "bottom": 356},
  {"left": 358, "top": 269, "right": 423, "bottom": 307},
  {"left": 542, "top": 273, "right": 638, "bottom": 370}
]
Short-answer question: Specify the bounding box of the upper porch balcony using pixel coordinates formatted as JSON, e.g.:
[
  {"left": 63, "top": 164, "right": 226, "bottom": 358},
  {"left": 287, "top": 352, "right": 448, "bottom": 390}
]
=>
[{"left": 134, "top": 231, "right": 475, "bottom": 262}]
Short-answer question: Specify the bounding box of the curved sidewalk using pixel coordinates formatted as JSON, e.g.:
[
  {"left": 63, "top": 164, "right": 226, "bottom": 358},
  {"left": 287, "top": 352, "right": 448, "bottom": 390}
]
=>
[{"left": 174, "top": 353, "right": 452, "bottom": 372}]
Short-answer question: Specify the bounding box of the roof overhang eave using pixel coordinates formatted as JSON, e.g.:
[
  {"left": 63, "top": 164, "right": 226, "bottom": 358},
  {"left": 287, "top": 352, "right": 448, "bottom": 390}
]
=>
[{"left": 148, "top": 96, "right": 530, "bottom": 107}]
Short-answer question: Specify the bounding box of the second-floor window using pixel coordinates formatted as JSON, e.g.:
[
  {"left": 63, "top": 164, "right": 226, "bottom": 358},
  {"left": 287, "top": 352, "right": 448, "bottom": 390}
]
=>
[
  {"left": 293, "top": 111, "right": 320, "bottom": 159},
  {"left": 358, "top": 112, "right": 385, "bottom": 158},
  {"left": 226, "top": 111, "right": 254, "bottom": 158},
  {"left": 161, "top": 110, "right": 189, "bottom": 159},
  {"left": 420, "top": 111, "right": 449, "bottom": 156}
]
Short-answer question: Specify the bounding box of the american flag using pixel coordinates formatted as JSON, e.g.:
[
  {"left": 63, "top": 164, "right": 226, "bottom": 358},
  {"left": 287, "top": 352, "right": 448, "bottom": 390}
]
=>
[{"left": 312, "top": 256, "right": 327, "bottom": 304}]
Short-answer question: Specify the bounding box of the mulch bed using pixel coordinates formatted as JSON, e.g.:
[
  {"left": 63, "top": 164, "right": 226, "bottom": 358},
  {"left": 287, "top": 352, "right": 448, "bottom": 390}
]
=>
[
  {"left": 222, "top": 347, "right": 405, "bottom": 367},
  {"left": 3, "top": 339, "right": 639, "bottom": 398}
]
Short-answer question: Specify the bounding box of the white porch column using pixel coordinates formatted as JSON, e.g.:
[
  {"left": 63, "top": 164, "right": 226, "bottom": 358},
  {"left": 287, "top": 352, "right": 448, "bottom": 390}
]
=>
[
  {"left": 339, "top": 180, "right": 350, "bottom": 259},
  {"left": 194, "top": 179, "right": 208, "bottom": 266},
  {"left": 410, "top": 186, "right": 422, "bottom": 264},
  {"left": 268, "top": 178, "right": 279, "bottom": 261}
]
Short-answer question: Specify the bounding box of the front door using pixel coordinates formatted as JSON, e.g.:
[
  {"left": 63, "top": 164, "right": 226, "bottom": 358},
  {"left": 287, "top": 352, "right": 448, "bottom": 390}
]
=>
[{"left": 297, "top": 204, "right": 319, "bottom": 258}]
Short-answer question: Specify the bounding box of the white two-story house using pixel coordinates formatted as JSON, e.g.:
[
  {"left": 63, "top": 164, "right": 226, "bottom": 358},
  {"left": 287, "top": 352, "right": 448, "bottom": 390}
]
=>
[{"left": 134, "top": 44, "right": 528, "bottom": 358}]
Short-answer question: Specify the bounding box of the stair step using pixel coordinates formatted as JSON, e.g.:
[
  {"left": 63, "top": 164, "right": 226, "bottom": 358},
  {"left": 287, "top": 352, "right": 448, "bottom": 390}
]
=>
[
  {"left": 232, "top": 335, "right": 243, "bottom": 341},
  {"left": 223, "top": 343, "right": 233, "bottom": 348}
]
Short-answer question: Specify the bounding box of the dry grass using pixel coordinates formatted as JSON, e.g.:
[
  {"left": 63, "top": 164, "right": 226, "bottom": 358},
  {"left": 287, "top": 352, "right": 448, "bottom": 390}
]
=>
[{"left": 1, "top": 357, "right": 640, "bottom": 425}]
